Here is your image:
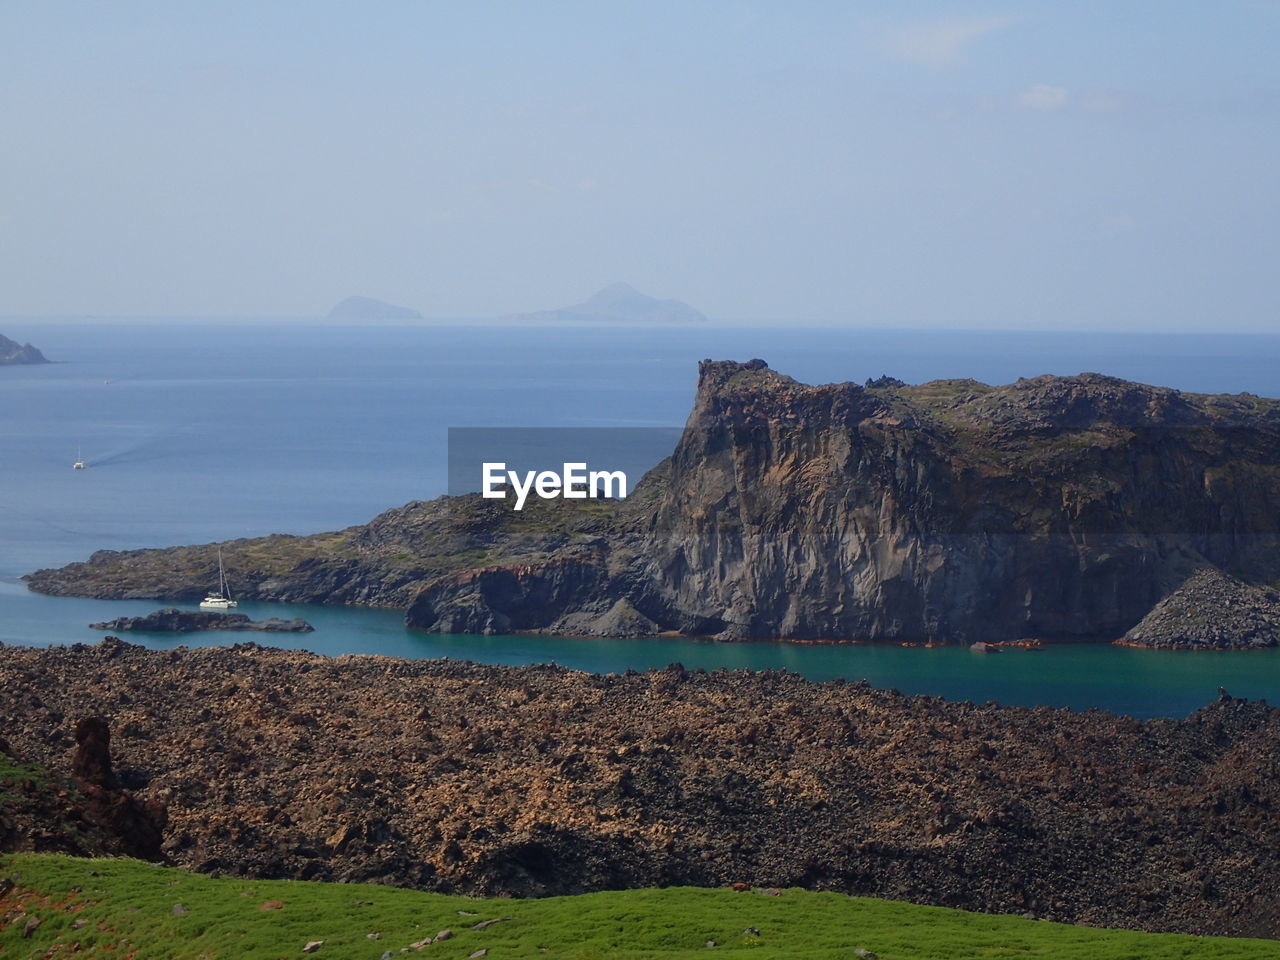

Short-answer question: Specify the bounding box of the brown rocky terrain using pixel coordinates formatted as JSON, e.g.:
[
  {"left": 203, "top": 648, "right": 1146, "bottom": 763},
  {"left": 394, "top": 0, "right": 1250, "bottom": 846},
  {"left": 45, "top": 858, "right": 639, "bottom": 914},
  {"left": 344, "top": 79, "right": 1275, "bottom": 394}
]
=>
[
  {"left": 1119, "top": 568, "right": 1280, "bottom": 649},
  {"left": 2, "top": 638, "right": 1279, "bottom": 938},
  {"left": 25, "top": 361, "right": 1280, "bottom": 644},
  {"left": 0, "top": 721, "right": 164, "bottom": 861}
]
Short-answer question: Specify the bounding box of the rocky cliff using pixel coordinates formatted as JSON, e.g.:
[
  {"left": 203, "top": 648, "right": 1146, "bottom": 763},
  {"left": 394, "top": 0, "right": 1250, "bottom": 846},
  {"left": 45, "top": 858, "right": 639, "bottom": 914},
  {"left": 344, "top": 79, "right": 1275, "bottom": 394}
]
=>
[
  {"left": 26, "top": 361, "right": 1280, "bottom": 643},
  {"left": 409, "top": 360, "right": 1280, "bottom": 641},
  {"left": 620, "top": 361, "right": 1280, "bottom": 641}
]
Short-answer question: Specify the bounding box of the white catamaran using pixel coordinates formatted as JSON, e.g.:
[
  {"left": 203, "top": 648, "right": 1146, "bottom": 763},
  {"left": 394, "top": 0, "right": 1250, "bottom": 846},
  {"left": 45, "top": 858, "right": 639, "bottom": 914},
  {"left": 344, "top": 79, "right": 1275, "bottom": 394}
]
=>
[{"left": 200, "top": 548, "right": 238, "bottom": 610}]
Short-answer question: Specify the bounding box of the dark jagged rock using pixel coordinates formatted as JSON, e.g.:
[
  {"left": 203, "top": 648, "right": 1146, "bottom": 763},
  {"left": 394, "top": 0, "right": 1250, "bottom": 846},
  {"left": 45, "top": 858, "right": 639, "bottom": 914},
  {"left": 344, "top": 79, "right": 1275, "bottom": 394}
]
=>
[
  {"left": 71, "top": 716, "right": 168, "bottom": 860},
  {"left": 326, "top": 295, "right": 423, "bottom": 321},
  {"left": 406, "top": 555, "right": 614, "bottom": 635},
  {"left": 28, "top": 361, "right": 1280, "bottom": 644},
  {"left": 72, "top": 717, "right": 118, "bottom": 788},
  {"left": 0, "top": 333, "right": 49, "bottom": 365},
  {"left": 89, "top": 607, "right": 314, "bottom": 633},
  {"left": 3, "top": 639, "right": 1280, "bottom": 936},
  {"left": 1119, "top": 568, "right": 1280, "bottom": 649}
]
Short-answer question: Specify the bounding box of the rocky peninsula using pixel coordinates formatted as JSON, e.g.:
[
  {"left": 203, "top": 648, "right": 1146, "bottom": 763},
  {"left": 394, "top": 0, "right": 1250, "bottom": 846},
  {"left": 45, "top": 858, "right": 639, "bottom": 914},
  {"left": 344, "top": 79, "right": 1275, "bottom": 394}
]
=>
[
  {"left": 1, "top": 638, "right": 1278, "bottom": 937},
  {"left": 0, "top": 333, "right": 49, "bottom": 365},
  {"left": 89, "top": 608, "right": 314, "bottom": 634},
  {"left": 25, "top": 361, "right": 1280, "bottom": 644}
]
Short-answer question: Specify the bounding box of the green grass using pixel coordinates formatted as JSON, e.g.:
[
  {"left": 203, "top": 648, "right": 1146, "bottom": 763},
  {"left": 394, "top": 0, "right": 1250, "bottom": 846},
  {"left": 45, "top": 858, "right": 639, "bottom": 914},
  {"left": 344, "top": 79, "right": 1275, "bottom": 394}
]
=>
[
  {"left": 0, "top": 755, "right": 49, "bottom": 784},
  {"left": 3, "top": 855, "right": 1279, "bottom": 959},
  {"left": 0, "top": 756, "right": 51, "bottom": 801}
]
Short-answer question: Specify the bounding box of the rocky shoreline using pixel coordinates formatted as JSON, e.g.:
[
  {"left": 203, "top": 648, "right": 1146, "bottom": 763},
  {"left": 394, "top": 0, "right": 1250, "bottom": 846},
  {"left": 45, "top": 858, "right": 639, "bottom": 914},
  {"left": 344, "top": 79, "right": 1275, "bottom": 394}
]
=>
[
  {"left": 2, "top": 638, "right": 1279, "bottom": 938},
  {"left": 24, "top": 362, "right": 1280, "bottom": 645}
]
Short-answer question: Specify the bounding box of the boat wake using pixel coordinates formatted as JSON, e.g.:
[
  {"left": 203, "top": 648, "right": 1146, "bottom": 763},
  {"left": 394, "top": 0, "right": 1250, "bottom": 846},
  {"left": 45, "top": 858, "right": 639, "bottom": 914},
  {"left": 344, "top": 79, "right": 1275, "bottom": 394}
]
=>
[{"left": 85, "top": 430, "right": 197, "bottom": 468}]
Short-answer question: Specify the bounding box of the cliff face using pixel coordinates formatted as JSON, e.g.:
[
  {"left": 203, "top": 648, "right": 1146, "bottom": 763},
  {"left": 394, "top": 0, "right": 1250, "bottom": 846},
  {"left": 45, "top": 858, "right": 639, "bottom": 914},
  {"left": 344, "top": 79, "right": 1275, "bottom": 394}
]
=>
[
  {"left": 410, "top": 360, "right": 1280, "bottom": 642},
  {"left": 27, "top": 360, "right": 1280, "bottom": 643},
  {"left": 614, "top": 360, "right": 1280, "bottom": 641}
]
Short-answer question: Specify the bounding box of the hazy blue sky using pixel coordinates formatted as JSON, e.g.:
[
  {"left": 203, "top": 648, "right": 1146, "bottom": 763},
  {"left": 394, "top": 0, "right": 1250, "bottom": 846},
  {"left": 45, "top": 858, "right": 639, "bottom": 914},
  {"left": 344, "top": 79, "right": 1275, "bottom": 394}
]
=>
[{"left": 2, "top": 1, "right": 1277, "bottom": 329}]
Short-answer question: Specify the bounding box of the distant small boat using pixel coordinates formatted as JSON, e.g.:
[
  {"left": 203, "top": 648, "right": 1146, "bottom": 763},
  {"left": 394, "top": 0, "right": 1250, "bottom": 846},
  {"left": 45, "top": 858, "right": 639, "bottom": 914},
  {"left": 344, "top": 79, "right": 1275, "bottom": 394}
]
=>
[
  {"left": 73, "top": 445, "right": 85, "bottom": 470},
  {"left": 199, "top": 547, "right": 238, "bottom": 610}
]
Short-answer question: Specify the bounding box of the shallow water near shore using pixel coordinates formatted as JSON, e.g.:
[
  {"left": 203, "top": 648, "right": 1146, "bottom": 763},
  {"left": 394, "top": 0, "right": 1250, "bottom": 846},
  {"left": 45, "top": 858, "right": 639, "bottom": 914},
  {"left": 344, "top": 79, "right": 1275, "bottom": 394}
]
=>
[{"left": 4, "top": 321, "right": 1280, "bottom": 720}]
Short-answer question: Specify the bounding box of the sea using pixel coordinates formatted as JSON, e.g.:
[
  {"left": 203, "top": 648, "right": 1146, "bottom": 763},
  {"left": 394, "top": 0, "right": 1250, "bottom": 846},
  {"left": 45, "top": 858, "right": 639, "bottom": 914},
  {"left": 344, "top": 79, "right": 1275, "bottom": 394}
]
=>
[{"left": 3, "top": 320, "right": 1280, "bottom": 719}]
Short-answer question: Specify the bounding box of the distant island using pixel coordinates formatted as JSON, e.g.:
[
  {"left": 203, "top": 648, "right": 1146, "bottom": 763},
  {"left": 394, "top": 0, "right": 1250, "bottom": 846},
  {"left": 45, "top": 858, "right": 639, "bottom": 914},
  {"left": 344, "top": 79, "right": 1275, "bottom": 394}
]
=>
[
  {"left": 327, "top": 295, "right": 423, "bottom": 321},
  {"left": 0, "top": 332, "right": 49, "bottom": 365},
  {"left": 513, "top": 282, "right": 707, "bottom": 324}
]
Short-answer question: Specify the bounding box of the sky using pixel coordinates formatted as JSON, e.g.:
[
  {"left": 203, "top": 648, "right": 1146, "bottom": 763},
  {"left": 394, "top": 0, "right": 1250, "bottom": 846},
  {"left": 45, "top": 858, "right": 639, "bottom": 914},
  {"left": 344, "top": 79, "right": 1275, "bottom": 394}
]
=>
[{"left": 1, "top": 1, "right": 1277, "bottom": 330}]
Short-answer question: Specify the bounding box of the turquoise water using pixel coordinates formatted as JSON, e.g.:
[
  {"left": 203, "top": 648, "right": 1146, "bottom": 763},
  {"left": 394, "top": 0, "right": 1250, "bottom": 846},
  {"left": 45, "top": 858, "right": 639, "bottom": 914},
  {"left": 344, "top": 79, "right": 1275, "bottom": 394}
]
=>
[
  {"left": 4, "top": 321, "right": 1280, "bottom": 719},
  {"left": 4, "top": 576, "right": 1278, "bottom": 720}
]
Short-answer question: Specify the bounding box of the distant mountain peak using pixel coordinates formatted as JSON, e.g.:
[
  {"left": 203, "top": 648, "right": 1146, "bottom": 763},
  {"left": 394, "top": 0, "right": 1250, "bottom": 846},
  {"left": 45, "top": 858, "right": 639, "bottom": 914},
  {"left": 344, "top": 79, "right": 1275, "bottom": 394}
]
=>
[
  {"left": 590, "top": 281, "right": 642, "bottom": 299},
  {"left": 518, "top": 283, "right": 707, "bottom": 324},
  {"left": 327, "top": 295, "right": 423, "bottom": 321}
]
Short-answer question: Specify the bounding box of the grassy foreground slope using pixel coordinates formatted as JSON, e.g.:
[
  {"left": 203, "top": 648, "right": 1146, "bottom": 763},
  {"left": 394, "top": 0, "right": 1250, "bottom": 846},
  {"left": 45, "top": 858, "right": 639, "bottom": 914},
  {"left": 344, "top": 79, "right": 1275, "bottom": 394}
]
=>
[{"left": 3, "top": 856, "right": 1279, "bottom": 960}]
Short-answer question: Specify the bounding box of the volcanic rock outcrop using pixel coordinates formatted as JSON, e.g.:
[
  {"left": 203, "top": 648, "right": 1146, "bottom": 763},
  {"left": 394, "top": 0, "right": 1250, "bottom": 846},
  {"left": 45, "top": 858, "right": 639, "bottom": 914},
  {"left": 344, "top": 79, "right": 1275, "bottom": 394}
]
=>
[
  {"left": 26, "top": 361, "right": 1280, "bottom": 643},
  {"left": 605, "top": 361, "right": 1280, "bottom": 642},
  {"left": 70, "top": 716, "right": 167, "bottom": 860},
  {"left": 2, "top": 639, "right": 1279, "bottom": 937},
  {"left": 1119, "top": 568, "right": 1280, "bottom": 649},
  {"left": 0, "top": 711, "right": 165, "bottom": 861},
  {"left": 90, "top": 608, "right": 314, "bottom": 633}
]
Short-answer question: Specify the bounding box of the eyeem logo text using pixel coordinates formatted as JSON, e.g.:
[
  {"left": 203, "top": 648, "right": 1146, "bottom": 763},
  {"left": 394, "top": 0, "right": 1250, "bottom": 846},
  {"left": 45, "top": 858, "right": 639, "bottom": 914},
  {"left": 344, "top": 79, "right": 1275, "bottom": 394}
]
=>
[{"left": 482, "top": 462, "right": 628, "bottom": 511}]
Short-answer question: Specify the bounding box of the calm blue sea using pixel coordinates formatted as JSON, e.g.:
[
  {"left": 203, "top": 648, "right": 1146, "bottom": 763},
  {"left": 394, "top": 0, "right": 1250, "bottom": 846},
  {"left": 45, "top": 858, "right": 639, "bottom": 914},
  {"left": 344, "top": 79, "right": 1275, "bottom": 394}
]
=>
[{"left": 3, "top": 320, "right": 1280, "bottom": 718}]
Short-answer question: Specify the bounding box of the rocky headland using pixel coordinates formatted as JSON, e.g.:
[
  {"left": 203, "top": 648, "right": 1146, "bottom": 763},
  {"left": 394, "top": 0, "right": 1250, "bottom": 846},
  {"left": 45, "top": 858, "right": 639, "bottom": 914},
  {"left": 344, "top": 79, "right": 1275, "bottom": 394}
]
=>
[
  {"left": 1, "top": 638, "right": 1278, "bottom": 937},
  {"left": 89, "top": 608, "right": 314, "bottom": 634},
  {"left": 0, "top": 333, "right": 49, "bottom": 365},
  {"left": 1119, "top": 569, "right": 1280, "bottom": 649},
  {"left": 25, "top": 361, "right": 1280, "bottom": 644}
]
